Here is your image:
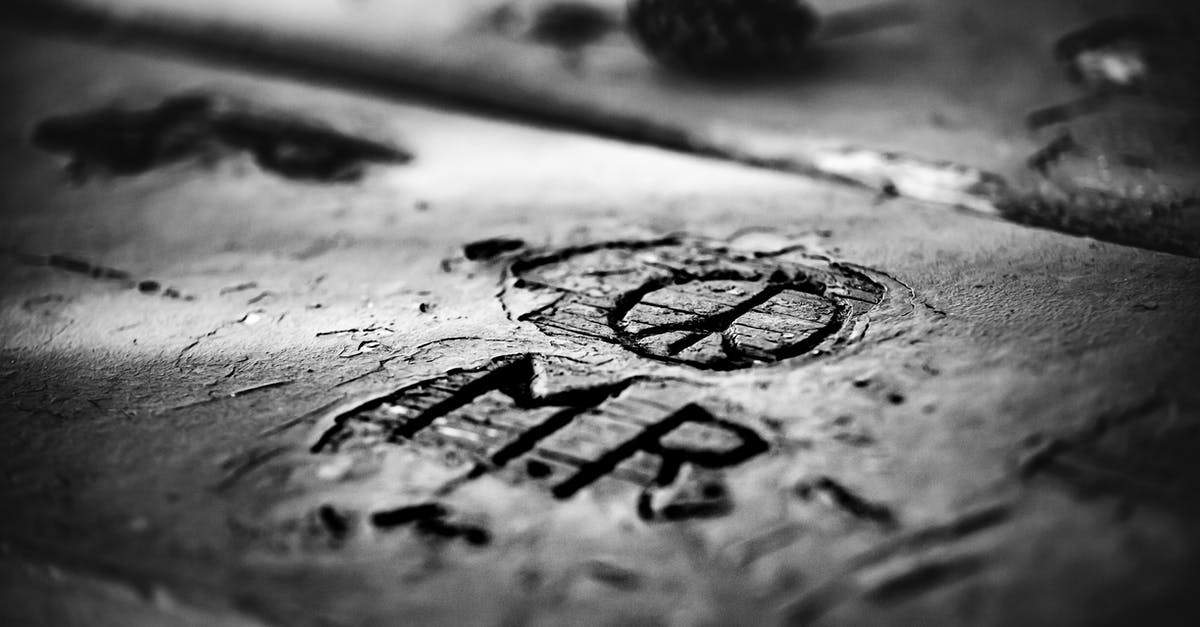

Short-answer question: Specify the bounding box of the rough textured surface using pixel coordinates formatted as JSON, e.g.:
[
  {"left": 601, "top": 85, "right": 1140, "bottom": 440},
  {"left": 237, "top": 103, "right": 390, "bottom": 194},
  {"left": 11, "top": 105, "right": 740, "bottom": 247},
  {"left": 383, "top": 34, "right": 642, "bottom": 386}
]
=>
[
  {"left": 505, "top": 237, "right": 896, "bottom": 369},
  {"left": 2, "top": 28, "right": 1200, "bottom": 627}
]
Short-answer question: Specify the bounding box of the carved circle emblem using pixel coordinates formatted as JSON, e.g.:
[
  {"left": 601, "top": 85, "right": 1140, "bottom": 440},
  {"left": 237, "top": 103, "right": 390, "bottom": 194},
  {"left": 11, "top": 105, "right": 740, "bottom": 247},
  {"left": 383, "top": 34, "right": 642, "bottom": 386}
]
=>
[{"left": 506, "top": 237, "right": 891, "bottom": 370}]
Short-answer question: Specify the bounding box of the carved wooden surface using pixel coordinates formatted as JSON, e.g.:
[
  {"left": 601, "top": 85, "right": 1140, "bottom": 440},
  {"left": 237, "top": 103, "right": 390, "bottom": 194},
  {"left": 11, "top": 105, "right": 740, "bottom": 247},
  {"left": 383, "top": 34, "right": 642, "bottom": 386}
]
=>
[{"left": 1, "top": 17, "right": 1199, "bottom": 627}]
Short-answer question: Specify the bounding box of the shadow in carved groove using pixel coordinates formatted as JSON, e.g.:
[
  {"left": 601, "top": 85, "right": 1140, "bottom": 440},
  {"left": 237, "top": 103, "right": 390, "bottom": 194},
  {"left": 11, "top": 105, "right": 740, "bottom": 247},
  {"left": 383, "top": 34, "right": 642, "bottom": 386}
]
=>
[
  {"left": 313, "top": 353, "right": 767, "bottom": 521},
  {"left": 303, "top": 238, "right": 901, "bottom": 527},
  {"left": 507, "top": 236, "right": 886, "bottom": 370}
]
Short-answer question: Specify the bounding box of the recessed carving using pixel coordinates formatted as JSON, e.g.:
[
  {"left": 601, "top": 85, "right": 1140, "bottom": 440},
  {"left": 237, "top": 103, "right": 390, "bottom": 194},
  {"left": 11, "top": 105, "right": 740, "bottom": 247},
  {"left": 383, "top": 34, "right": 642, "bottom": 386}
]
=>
[
  {"left": 311, "top": 353, "right": 767, "bottom": 521},
  {"left": 505, "top": 237, "right": 888, "bottom": 370}
]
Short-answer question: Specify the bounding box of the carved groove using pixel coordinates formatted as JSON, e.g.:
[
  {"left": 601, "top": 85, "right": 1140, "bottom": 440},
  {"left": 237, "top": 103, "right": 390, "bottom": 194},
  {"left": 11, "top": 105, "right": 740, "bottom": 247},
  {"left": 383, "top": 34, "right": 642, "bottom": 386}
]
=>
[
  {"left": 312, "top": 354, "right": 769, "bottom": 520},
  {"left": 506, "top": 238, "right": 887, "bottom": 370}
]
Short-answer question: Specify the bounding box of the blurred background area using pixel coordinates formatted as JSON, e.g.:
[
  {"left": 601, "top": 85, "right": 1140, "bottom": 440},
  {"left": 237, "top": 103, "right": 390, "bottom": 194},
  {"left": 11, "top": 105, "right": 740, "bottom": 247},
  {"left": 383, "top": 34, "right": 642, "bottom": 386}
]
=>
[{"left": 4, "top": 0, "right": 1198, "bottom": 255}]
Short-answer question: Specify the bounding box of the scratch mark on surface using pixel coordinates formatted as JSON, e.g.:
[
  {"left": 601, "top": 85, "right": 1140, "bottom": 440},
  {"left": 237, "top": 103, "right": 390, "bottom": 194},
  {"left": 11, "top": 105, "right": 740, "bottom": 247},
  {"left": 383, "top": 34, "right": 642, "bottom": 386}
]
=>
[
  {"left": 168, "top": 379, "right": 294, "bottom": 411},
  {"left": 259, "top": 398, "right": 348, "bottom": 437},
  {"left": 795, "top": 476, "right": 897, "bottom": 528},
  {"left": 219, "top": 282, "right": 258, "bottom": 295},
  {"left": 778, "top": 501, "right": 1010, "bottom": 624},
  {"left": 862, "top": 555, "right": 985, "bottom": 604}
]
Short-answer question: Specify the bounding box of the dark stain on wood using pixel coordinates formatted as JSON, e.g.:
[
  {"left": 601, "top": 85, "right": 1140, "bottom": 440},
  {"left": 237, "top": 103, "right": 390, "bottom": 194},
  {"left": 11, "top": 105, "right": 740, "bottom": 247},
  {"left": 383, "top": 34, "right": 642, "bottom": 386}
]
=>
[
  {"left": 33, "top": 93, "right": 411, "bottom": 183},
  {"left": 528, "top": 2, "right": 616, "bottom": 51},
  {"left": 316, "top": 504, "right": 353, "bottom": 541},
  {"left": 463, "top": 237, "right": 526, "bottom": 261},
  {"left": 371, "top": 502, "right": 450, "bottom": 528},
  {"left": 21, "top": 253, "right": 194, "bottom": 299},
  {"left": 370, "top": 502, "right": 490, "bottom": 546},
  {"left": 795, "top": 476, "right": 897, "bottom": 528}
]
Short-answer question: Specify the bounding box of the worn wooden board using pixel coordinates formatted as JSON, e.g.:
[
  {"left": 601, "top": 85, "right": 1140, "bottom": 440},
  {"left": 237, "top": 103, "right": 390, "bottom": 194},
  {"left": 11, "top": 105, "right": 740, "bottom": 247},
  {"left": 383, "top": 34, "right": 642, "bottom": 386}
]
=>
[{"left": 1, "top": 29, "right": 1200, "bottom": 627}]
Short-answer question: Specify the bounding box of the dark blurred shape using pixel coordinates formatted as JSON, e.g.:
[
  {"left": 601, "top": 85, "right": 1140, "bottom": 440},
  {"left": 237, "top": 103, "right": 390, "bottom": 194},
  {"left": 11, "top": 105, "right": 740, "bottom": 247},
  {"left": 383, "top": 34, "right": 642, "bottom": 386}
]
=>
[
  {"left": 463, "top": 237, "right": 526, "bottom": 261},
  {"left": 1055, "top": 14, "right": 1200, "bottom": 98},
  {"left": 370, "top": 502, "right": 449, "bottom": 528},
  {"left": 1016, "top": 11, "right": 1200, "bottom": 251},
  {"left": 627, "top": 0, "right": 819, "bottom": 72},
  {"left": 528, "top": 1, "right": 617, "bottom": 51},
  {"left": 369, "top": 502, "right": 491, "bottom": 545},
  {"left": 33, "top": 92, "right": 412, "bottom": 183}
]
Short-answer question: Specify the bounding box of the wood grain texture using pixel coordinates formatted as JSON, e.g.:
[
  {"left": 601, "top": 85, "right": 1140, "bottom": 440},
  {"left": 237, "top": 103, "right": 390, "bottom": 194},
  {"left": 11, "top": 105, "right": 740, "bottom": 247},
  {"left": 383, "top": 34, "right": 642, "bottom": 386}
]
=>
[{"left": 0, "top": 30, "right": 1199, "bottom": 627}]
